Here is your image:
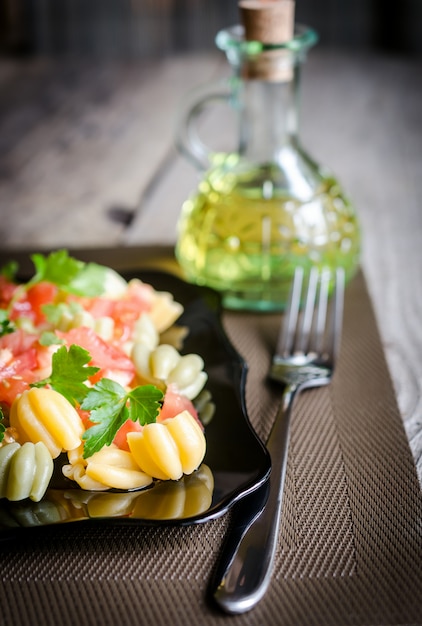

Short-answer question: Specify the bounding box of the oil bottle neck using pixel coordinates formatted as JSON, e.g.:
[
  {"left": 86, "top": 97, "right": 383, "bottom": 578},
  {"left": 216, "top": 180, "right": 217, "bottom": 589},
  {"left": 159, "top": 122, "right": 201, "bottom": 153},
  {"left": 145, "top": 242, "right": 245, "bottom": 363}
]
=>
[{"left": 238, "top": 70, "right": 301, "bottom": 163}]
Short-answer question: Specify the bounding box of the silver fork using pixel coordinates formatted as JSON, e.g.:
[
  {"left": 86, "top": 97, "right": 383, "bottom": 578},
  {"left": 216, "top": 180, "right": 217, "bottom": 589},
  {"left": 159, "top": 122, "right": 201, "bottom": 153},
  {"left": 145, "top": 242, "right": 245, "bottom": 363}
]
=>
[{"left": 210, "top": 266, "right": 345, "bottom": 614}]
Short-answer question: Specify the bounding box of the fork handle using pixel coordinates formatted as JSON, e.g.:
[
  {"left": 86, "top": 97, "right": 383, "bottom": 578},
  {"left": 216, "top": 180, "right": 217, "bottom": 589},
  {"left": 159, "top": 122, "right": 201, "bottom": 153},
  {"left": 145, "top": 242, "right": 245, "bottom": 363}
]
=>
[{"left": 210, "top": 384, "right": 297, "bottom": 614}]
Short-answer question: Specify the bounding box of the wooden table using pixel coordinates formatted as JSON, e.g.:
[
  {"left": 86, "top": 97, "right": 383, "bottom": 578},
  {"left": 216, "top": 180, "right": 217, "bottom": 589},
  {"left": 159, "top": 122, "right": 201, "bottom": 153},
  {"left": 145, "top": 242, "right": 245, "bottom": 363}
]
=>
[{"left": 0, "top": 47, "right": 421, "bottom": 484}]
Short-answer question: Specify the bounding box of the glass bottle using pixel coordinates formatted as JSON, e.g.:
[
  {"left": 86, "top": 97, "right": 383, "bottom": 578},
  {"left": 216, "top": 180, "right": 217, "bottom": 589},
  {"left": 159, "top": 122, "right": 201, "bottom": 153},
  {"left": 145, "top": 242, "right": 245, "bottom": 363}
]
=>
[{"left": 175, "top": 20, "right": 360, "bottom": 311}]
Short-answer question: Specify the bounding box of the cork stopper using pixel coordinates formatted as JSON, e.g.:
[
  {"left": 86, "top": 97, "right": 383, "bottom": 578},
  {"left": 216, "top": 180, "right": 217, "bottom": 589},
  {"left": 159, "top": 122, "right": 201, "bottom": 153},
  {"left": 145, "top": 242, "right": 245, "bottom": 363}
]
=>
[
  {"left": 238, "top": 0, "right": 295, "bottom": 81},
  {"left": 239, "top": 0, "right": 295, "bottom": 43}
]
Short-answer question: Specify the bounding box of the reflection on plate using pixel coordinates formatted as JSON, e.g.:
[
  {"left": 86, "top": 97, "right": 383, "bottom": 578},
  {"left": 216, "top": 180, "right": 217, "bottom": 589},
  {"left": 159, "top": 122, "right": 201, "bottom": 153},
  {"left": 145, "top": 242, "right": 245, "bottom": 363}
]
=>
[{"left": 0, "top": 271, "right": 271, "bottom": 533}]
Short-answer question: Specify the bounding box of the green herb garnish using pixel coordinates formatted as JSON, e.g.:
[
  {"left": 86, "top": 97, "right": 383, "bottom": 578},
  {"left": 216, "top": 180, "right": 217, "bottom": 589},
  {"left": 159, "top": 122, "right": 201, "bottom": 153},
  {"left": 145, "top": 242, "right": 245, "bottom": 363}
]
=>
[
  {"left": 32, "top": 344, "right": 99, "bottom": 405},
  {"left": 31, "top": 343, "right": 163, "bottom": 459},
  {"left": 0, "top": 310, "right": 15, "bottom": 337},
  {"left": 81, "top": 380, "right": 163, "bottom": 458},
  {"left": 29, "top": 250, "right": 109, "bottom": 297},
  {"left": 1, "top": 261, "right": 18, "bottom": 282}
]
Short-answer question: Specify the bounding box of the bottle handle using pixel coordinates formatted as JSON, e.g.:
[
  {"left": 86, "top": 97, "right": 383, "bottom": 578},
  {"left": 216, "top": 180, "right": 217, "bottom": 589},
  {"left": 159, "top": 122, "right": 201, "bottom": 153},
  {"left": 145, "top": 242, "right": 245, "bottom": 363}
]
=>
[{"left": 175, "top": 80, "right": 235, "bottom": 171}]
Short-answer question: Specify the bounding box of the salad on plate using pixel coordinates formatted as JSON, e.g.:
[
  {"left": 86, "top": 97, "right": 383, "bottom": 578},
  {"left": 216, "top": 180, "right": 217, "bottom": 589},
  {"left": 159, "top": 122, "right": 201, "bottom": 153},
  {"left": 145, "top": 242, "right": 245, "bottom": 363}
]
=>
[{"left": 0, "top": 251, "right": 212, "bottom": 505}]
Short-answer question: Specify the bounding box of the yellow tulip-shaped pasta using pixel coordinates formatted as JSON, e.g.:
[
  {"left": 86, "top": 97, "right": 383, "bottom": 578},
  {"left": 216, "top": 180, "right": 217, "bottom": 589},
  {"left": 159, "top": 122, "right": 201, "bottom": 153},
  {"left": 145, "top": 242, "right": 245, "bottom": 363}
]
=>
[
  {"left": 10, "top": 388, "right": 84, "bottom": 459},
  {"left": 127, "top": 410, "right": 206, "bottom": 481},
  {"left": 63, "top": 444, "right": 153, "bottom": 491},
  {"left": 85, "top": 445, "right": 153, "bottom": 490}
]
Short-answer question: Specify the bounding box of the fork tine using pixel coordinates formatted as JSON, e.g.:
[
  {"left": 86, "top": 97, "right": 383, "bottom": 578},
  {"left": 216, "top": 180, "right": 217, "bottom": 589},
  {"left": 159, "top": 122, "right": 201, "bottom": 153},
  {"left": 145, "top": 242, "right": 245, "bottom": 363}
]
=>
[
  {"left": 311, "top": 268, "right": 330, "bottom": 355},
  {"left": 296, "top": 266, "right": 319, "bottom": 354},
  {"left": 328, "top": 267, "right": 345, "bottom": 363},
  {"left": 275, "top": 266, "right": 345, "bottom": 361},
  {"left": 276, "top": 266, "right": 303, "bottom": 357}
]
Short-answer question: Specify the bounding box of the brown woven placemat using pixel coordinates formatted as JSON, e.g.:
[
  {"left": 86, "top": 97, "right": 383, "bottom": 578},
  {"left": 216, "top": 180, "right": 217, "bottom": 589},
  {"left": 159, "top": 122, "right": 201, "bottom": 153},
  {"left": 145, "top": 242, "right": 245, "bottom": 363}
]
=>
[{"left": 0, "top": 257, "right": 421, "bottom": 626}]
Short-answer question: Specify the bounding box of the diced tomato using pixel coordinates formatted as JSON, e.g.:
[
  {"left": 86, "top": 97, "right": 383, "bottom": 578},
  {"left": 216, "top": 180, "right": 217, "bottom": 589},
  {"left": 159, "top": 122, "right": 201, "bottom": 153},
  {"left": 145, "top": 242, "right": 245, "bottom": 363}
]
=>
[
  {"left": 80, "top": 296, "right": 114, "bottom": 319},
  {"left": 26, "top": 282, "right": 58, "bottom": 324},
  {"left": 70, "top": 281, "right": 154, "bottom": 343},
  {"left": 10, "top": 282, "right": 58, "bottom": 325},
  {"left": 0, "top": 276, "right": 18, "bottom": 308},
  {"left": 63, "top": 327, "right": 134, "bottom": 370},
  {"left": 0, "top": 330, "right": 40, "bottom": 405},
  {"left": 0, "top": 344, "right": 39, "bottom": 406},
  {"left": 113, "top": 419, "right": 143, "bottom": 451},
  {"left": 90, "top": 367, "right": 134, "bottom": 388},
  {"left": 0, "top": 377, "right": 32, "bottom": 407},
  {"left": 62, "top": 327, "right": 135, "bottom": 386},
  {"left": 83, "top": 281, "right": 153, "bottom": 323},
  {"left": 77, "top": 407, "right": 95, "bottom": 429},
  {"left": 111, "top": 281, "right": 153, "bottom": 324},
  {"left": 0, "top": 329, "right": 38, "bottom": 354},
  {"left": 158, "top": 383, "right": 202, "bottom": 429},
  {"left": 9, "top": 297, "right": 32, "bottom": 320},
  {"left": 0, "top": 348, "right": 37, "bottom": 380}
]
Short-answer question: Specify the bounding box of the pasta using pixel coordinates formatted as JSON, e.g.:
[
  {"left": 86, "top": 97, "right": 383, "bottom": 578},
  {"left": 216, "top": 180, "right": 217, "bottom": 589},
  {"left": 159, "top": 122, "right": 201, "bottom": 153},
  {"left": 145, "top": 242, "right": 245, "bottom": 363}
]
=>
[
  {"left": 10, "top": 388, "right": 84, "bottom": 459},
  {"left": 63, "top": 444, "right": 153, "bottom": 491},
  {"left": 0, "top": 464, "right": 215, "bottom": 528},
  {"left": 193, "top": 390, "right": 216, "bottom": 426},
  {"left": 132, "top": 343, "right": 208, "bottom": 400},
  {"left": 85, "top": 446, "right": 153, "bottom": 490},
  {"left": 0, "top": 441, "right": 53, "bottom": 502},
  {"left": 64, "top": 411, "right": 206, "bottom": 488},
  {"left": 127, "top": 410, "right": 206, "bottom": 480},
  {"left": 63, "top": 444, "right": 110, "bottom": 491},
  {"left": 148, "top": 289, "right": 184, "bottom": 333},
  {"left": 0, "top": 251, "right": 213, "bottom": 504}
]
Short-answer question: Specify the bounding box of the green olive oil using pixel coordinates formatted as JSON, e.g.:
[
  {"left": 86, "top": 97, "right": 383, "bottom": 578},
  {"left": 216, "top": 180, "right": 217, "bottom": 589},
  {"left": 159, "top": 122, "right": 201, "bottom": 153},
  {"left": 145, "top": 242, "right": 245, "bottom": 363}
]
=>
[{"left": 176, "top": 167, "right": 360, "bottom": 311}]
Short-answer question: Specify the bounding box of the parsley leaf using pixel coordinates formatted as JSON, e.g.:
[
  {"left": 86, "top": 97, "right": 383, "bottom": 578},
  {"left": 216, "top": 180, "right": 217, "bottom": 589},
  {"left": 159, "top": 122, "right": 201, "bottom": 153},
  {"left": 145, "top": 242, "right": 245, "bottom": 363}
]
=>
[
  {"left": 81, "top": 380, "right": 163, "bottom": 458},
  {"left": 67, "top": 262, "right": 110, "bottom": 297},
  {"left": 30, "top": 250, "right": 83, "bottom": 288},
  {"left": 1, "top": 261, "right": 18, "bottom": 282},
  {"left": 32, "top": 344, "right": 99, "bottom": 405},
  {"left": 29, "top": 250, "right": 109, "bottom": 297},
  {"left": 0, "top": 310, "right": 15, "bottom": 337},
  {"left": 126, "top": 386, "right": 164, "bottom": 425}
]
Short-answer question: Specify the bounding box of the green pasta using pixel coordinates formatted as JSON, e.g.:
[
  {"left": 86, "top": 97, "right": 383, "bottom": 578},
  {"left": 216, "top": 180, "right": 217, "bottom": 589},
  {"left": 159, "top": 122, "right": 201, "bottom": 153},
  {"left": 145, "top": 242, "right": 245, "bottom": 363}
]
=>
[{"left": 0, "top": 441, "right": 54, "bottom": 502}]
